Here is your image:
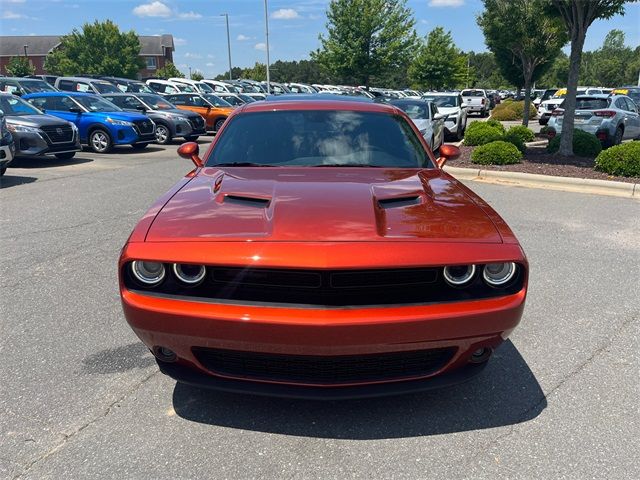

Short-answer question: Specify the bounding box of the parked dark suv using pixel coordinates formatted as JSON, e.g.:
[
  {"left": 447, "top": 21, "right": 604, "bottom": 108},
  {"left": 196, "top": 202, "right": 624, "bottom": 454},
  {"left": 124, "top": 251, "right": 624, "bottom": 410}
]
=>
[
  {"left": 98, "top": 77, "right": 157, "bottom": 94},
  {"left": 0, "top": 93, "right": 80, "bottom": 160},
  {"left": 101, "top": 93, "right": 206, "bottom": 144},
  {"left": 0, "top": 77, "right": 57, "bottom": 96}
]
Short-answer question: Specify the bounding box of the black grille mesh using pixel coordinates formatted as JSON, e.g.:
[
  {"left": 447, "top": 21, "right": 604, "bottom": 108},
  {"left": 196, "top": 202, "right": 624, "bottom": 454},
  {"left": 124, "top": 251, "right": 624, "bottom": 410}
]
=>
[{"left": 40, "top": 124, "right": 73, "bottom": 144}]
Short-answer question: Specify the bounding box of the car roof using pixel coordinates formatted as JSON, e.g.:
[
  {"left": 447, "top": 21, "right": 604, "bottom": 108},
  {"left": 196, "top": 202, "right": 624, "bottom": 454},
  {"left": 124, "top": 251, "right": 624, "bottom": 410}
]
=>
[
  {"left": 576, "top": 94, "right": 609, "bottom": 98},
  {"left": 241, "top": 97, "right": 396, "bottom": 114},
  {"left": 422, "top": 92, "right": 458, "bottom": 96},
  {"left": 57, "top": 76, "right": 111, "bottom": 82},
  {"left": 23, "top": 91, "right": 95, "bottom": 97},
  {"left": 2, "top": 77, "right": 44, "bottom": 82},
  {"left": 264, "top": 94, "right": 373, "bottom": 103}
]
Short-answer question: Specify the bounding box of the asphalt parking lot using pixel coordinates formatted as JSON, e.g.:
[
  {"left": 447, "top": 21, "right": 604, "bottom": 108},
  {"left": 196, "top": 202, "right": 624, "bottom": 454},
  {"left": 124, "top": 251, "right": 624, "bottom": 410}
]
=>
[{"left": 1, "top": 141, "right": 639, "bottom": 480}]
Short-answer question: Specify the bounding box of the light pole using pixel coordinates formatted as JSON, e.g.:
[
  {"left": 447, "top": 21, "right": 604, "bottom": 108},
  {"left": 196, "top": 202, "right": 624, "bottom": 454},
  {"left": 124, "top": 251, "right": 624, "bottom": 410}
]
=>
[
  {"left": 23, "top": 45, "right": 28, "bottom": 57},
  {"left": 220, "top": 13, "right": 232, "bottom": 80},
  {"left": 189, "top": 66, "right": 192, "bottom": 79},
  {"left": 264, "top": 0, "right": 271, "bottom": 94}
]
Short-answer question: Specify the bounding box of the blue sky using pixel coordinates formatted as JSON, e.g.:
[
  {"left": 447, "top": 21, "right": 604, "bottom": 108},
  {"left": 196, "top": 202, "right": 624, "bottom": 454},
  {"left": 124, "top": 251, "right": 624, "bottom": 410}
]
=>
[{"left": 2, "top": 0, "right": 639, "bottom": 78}]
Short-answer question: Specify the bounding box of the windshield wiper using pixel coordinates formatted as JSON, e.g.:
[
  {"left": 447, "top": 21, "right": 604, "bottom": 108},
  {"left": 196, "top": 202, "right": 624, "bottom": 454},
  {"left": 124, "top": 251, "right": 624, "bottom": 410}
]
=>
[
  {"left": 311, "top": 163, "right": 384, "bottom": 168},
  {"left": 213, "top": 162, "right": 279, "bottom": 167}
]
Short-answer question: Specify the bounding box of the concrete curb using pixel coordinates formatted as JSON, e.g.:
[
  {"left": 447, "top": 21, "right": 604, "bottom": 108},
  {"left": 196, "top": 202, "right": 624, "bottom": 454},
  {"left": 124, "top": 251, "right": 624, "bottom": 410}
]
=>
[{"left": 444, "top": 166, "right": 639, "bottom": 199}]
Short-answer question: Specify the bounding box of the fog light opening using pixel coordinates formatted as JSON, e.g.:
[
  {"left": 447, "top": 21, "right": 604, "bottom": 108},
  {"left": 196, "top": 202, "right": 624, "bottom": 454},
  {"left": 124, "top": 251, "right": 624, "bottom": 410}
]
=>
[
  {"left": 153, "top": 346, "right": 177, "bottom": 363},
  {"left": 469, "top": 347, "right": 492, "bottom": 364}
]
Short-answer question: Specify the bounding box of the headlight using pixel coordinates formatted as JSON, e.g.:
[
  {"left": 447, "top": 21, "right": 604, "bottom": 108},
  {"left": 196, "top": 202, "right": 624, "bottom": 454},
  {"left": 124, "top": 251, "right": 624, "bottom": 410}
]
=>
[
  {"left": 174, "top": 116, "right": 189, "bottom": 122},
  {"left": 443, "top": 265, "right": 476, "bottom": 287},
  {"left": 7, "top": 124, "right": 40, "bottom": 133},
  {"left": 106, "top": 117, "right": 133, "bottom": 126},
  {"left": 173, "top": 263, "right": 206, "bottom": 285},
  {"left": 483, "top": 262, "right": 517, "bottom": 287},
  {"left": 131, "top": 261, "right": 166, "bottom": 286}
]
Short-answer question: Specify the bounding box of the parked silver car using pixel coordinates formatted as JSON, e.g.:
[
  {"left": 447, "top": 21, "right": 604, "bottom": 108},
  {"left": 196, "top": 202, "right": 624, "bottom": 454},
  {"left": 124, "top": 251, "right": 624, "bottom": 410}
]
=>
[
  {"left": 422, "top": 92, "right": 468, "bottom": 140},
  {"left": 548, "top": 94, "right": 640, "bottom": 147},
  {"left": 390, "top": 99, "right": 445, "bottom": 152}
]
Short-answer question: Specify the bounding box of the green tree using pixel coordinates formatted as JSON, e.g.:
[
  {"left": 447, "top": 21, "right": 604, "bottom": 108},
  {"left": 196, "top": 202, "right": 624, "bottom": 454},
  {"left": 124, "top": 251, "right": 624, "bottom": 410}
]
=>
[
  {"left": 45, "top": 20, "right": 144, "bottom": 78},
  {"left": 156, "top": 62, "right": 184, "bottom": 79},
  {"left": 539, "top": 51, "right": 569, "bottom": 87},
  {"left": 214, "top": 67, "right": 245, "bottom": 81},
  {"left": 588, "top": 29, "right": 634, "bottom": 86},
  {"left": 409, "top": 27, "right": 465, "bottom": 90},
  {"left": 478, "top": 0, "right": 567, "bottom": 126},
  {"left": 242, "top": 62, "right": 267, "bottom": 81},
  {"left": 547, "top": 0, "right": 637, "bottom": 156},
  {"left": 312, "top": 0, "right": 418, "bottom": 89},
  {"left": 191, "top": 70, "right": 204, "bottom": 81},
  {"left": 4, "top": 56, "right": 35, "bottom": 76}
]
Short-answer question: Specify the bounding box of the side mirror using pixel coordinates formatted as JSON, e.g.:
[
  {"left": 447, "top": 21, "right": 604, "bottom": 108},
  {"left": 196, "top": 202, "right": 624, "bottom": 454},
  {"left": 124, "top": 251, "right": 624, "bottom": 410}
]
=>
[
  {"left": 437, "top": 144, "right": 461, "bottom": 168},
  {"left": 177, "top": 141, "right": 203, "bottom": 168},
  {"left": 69, "top": 107, "right": 82, "bottom": 114},
  {"left": 433, "top": 113, "right": 445, "bottom": 120}
]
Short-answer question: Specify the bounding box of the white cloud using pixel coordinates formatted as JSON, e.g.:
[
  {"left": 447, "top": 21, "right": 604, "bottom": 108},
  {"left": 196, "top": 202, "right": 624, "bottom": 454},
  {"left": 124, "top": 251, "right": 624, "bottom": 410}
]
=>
[
  {"left": 428, "top": 0, "right": 465, "bottom": 7},
  {"left": 254, "top": 42, "right": 267, "bottom": 51},
  {"left": 184, "top": 52, "right": 202, "bottom": 59},
  {"left": 205, "top": 62, "right": 215, "bottom": 67},
  {"left": 271, "top": 8, "right": 300, "bottom": 20},
  {"left": 133, "top": 1, "right": 171, "bottom": 18},
  {"left": 5, "top": 0, "right": 26, "bottom": 3},
  {"left": 2, "top": 10, "right": 27, "bottom": 19},
  {"left": 207, "top": 54, "right": 214, "bottom": 59},
  {"left": 236, "top": 34, "right": 251, "bottom": 41},
  {"left": 173, "top": 37, "right": 187, "bottom": 46},
  {"left": 178, "top": 11, "right": 202, "bottom": 19}
]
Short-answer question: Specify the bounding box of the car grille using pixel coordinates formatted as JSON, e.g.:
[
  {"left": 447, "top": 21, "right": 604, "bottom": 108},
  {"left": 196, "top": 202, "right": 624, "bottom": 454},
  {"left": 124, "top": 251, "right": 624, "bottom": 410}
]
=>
[
  {"left": 133, "top": 119, "right": 154, "bottom": 135},
  {"left": 188, "top": 115, "right": 205, "bottom": 130},
  {"left": 40, "top": 124, "right": 74, "bottom": 144},
  {"left": 192, "top": 347, "right": 456, "bottom": 384}
]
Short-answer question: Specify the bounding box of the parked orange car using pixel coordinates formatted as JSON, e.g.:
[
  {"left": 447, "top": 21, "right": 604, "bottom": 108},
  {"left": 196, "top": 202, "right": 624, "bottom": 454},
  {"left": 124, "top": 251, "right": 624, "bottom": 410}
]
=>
[{"left": 164, "top": 93, "right": 234, "bottom": 132}]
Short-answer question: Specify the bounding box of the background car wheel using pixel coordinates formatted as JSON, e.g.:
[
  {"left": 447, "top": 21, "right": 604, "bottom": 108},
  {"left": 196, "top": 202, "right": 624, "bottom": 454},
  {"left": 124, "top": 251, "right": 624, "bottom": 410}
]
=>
[
  {"left": 89, "top": 129, "right": 112, "bottom": 153},
  {"left": 55, "top": 152, "right": 76, "bottom": 160},
  {"left": 0, "top": 167, "right": 6, "bottom": 177},
  {"left": 183, "top": 135, "right": 199, "bottom": 142},
  {"left": 131, "top": 143, "right": 148, "bottom": 150},
  {"left": 214, "top": 118, "right": 226, "bottom": 132},
  {"left": 155, "top": 124, "right": 171, "bottom": 145},
  {"left": 613, "top": 127, "right": 623, "bottom": 146},
  {"left": 539, "top": 119, "right": 548, "bottom": 125}
]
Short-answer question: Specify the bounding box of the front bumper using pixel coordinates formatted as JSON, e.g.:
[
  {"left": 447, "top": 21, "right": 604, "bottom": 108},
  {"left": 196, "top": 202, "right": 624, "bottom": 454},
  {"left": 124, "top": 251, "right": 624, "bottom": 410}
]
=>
[
  {"left": 13, "top": 130, "right": 81, "bottom": 157},
  {"left": 443, "top": 115, "right": 460, "bottom": 136},
  {"left": 110, "top": 125, "right": 155, "bottom": 146},
  {"left": 0, "top": 143, "right": 15, "bottom": 169}
]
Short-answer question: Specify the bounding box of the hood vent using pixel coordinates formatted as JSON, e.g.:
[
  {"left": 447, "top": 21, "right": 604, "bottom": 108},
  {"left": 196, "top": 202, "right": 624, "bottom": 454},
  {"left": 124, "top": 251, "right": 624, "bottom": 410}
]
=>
[
  {"left": 377, "top": 195, "right": 421, "bottom": 209},
  {"left": 224, "top": 194, "right": 270, "bottom": 208}
]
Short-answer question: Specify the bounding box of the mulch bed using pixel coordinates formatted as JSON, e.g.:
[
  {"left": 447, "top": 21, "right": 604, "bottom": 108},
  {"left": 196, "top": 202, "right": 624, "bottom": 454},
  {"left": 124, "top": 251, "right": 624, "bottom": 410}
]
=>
[{"left": 448, "top": 145, "right": 639, "bottom": 184}]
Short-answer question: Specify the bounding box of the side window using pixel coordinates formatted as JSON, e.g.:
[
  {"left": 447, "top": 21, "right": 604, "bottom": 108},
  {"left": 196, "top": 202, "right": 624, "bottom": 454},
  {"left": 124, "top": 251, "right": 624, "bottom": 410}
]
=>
[
  {"left": 626, "top": 98, "right": 638, "bottom": 112},
  {"left": 59, "top": 96, "right": 79, "bottom": 112},
  {"left": 214, "top": 85, "right": 224, "bottom": 92},
  {"left": 105, "top": 96, "right": 124, "bottom": 108},
  {"left": 57, "top": 80, "right": 74, "bottom": 91},
  {"left": 615, "top": 98, "right": 626, "bottom": 110},
  {"left": 168, "top": 95, "right": 185, "bottom": 105},
  {"left": 1, "top": 80, "right": 21, "bottom": 95},
  {"left": 28, "top": 97, "right": 47, "bottom": 110},
  {"left": 431, "top": 103, "right": 438, "bottom": 117}
]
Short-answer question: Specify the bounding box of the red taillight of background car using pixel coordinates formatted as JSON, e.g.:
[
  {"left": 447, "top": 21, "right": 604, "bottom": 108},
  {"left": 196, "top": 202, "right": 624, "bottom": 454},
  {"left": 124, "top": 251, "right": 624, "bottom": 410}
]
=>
[
  {"left": 596, "top": 131, "right": 608, "bottom": 141},
  {"left": 551, "top": 109, "right": 564, "bottom": 116},
  {"left": 594, "top": 110, "right": 616, "bottom": 118},
  {"left": 481, "top": 98, "right": 486, "bottom": 105},
  {"left": 547, "top": 129, "right": 557, "bottom": 138}
]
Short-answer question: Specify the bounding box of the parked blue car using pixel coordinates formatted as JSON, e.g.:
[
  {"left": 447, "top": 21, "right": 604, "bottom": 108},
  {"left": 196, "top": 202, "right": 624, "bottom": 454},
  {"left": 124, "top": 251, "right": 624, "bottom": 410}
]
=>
[{"left": 22, "top": 92, "right": 156, "bottom": 153}]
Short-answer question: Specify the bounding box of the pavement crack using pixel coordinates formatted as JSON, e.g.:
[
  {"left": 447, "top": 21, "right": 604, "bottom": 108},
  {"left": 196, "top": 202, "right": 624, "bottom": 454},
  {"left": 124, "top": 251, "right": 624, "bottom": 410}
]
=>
[{"left": 11, "top": 369, "right": 160, "bottom": 480}]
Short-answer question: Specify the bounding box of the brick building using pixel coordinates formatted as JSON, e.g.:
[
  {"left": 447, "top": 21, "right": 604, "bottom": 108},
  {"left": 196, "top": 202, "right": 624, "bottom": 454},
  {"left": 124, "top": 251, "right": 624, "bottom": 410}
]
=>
[{"left": 0, "top": 34, "right": 175, "bottom": 79}]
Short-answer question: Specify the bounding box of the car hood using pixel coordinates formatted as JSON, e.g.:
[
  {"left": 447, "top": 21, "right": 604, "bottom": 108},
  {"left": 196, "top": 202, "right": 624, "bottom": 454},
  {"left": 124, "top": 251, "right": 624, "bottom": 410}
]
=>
[
  {"left": 5, "top": 114, "right": 72, "bottom": 127},
  {"left": 146, "top": 168, "right": 502, "bottom": 243},
  {"left": 437, "top": 106, "right": 460, "bottom": 116},
  {"left": 97, "top": 111, "right": 150, "bottom": 122}
]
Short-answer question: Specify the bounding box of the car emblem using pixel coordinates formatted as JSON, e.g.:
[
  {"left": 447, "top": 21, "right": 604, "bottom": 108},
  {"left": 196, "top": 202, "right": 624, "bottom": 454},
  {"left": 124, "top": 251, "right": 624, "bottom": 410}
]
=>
[{"left": 56, "top": 127, "right": 63, "bottom": 135}]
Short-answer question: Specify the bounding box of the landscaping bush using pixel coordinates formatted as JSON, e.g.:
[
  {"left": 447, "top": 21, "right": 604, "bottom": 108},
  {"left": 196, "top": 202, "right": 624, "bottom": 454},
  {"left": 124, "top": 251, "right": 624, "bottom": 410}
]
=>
[
  {"left": 471, "top": 141, "right": 523, "bottom": 165},
  {"left": 595, "top": 142, "right": 640, "bottom": 177},
  {"left": 463, "top": 122, "right": 504, "bottom": 146},
  {"left": 502, "top": 132, "right": 526, "bottom": 154},
  {"left": 507, "top": 125, "right": 535, "bottom": 143},
  {"left": 490, "top": 108, "right": 519, "bottom": 121},
  {"left": 540, "top": 125, "right": 552, "bottom": 137},
  {"left": 485, "top": 119, "right": 506, "bottom": 133},
  {"left": 490, "top": 101, "right": 537, "bottom": 121},
  {"left": 547, "top": 129, "right": 602, "bottom": 158}
]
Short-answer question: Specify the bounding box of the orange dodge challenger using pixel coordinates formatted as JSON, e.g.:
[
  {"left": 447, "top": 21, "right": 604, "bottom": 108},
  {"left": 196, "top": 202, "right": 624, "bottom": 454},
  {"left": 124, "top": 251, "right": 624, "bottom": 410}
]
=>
[
  {"left": 163, "top": 93, "right": 234, "bottom": 132},
  {"left": 119, "top": 97, "right": 528, "bottom": 399}
]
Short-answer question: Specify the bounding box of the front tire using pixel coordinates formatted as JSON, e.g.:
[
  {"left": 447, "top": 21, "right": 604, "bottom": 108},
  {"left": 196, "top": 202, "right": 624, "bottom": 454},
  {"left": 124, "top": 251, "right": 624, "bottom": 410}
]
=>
[
  {"left": 154, "top": 124, "right": 172, "bottom": 145},
  {"left": 0, "top": 167, "right": 6, "bottom": 176},
  {"left": 214, "top": 118, "right": 226, "bottom": 132},
  {"left": 55, "top": 152, "right": 76, "bottom": 160},
  {"left": 89, "top": 129, "right": 112, "bottom": 153},
  {"left": 131, "top": 143, "right": 148, "bottom": 150},
  {"left": 613, "top": 127, "right": 623, "bottom": 146}
]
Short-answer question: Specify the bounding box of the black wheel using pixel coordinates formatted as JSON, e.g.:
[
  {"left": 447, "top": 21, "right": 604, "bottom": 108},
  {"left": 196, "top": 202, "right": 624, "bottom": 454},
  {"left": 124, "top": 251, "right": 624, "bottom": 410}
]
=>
[
  {"left": 613, "top": 127, "right": 623, "bottom": 146},
  {"left": 183, "top": 135, "right": 199, "bottom": 142},
  {"left": 154, "top": 123, "right": 172, "bottom": 145},
  {"left": 131, "top": 143, "right": 149, "bottom": 150},
  {"left": 55, "top": 152, "right": 76, "bottom": 160},
  {"left": 0, "top": 167, "right": 6, "bottom": 177},
  {"left": 214, "top": 118, "right": 226, "bottom": 132},
  {"left": 89, "top": 129, "right": 112, "bottom": 153},
  {"left": 539, "top": 118, "right": 548, "bottom": 126}
]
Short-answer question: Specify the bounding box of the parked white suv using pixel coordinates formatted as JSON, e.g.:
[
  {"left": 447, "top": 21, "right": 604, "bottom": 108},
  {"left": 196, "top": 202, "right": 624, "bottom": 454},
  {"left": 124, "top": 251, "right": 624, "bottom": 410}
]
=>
[
  {"left": 538, "top": 87, "right": 605, "bottom": 125},
  {"left": 422, "top": 92, "right": 468, "bottom": 140}
]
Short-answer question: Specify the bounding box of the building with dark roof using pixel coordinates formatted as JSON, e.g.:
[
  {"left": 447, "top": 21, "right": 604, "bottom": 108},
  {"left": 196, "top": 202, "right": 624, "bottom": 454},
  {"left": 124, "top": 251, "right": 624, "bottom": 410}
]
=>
[{"left": 0, "top": 34, "right": 175, "bottom": 79}]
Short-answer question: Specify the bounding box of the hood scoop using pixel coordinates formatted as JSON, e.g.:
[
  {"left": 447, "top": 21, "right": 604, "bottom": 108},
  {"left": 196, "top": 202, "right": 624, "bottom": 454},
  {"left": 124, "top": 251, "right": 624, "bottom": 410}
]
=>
[
  {"left": 377, "top": 195, "right": 421, "bottom": 209},
  {"left": 223, "top": 194, "right": 271, "bottom": 208}
]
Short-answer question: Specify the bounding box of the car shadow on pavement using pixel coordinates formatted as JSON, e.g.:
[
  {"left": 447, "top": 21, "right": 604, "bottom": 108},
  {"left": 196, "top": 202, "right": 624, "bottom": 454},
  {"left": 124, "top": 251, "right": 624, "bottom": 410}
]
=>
[
  {"left": 81, "top": 342, "right": 156, "bottom": 374},
  {"left": 0, "top": 175, "right": 37, "bottom": 189},
  {"left": 8, "top": 156, "right": 93, "bottom": 168},
  {"left": 171, "top": 340, "right": 546, "bottom": 439}
]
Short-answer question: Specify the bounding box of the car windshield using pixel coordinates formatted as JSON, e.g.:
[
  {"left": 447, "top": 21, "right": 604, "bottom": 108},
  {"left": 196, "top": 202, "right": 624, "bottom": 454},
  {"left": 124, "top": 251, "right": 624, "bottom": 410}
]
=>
[
  {"left": 177, "top": 84, "right": 197, "bottom": 93},
  {"left": 391, "top": 101, "right": 430, "bottom": 119},
  {"left": 238, "top": 94, "right": 255, "bottom": 103},
  {"left": 116, "top": 81, "right": 155, "bottom": 93},
  {"left": 196, "top": 83, "right": 214, "bottom": 93},
  {"left": 20, "top": 79, "right": 55, "bottom": 93},
  {"left": 422, "top": 96, "right": 459, "bottom": 107},
  {"left": 0, "top": 95, "right": 42, "bottom": 115},
  {"left": 75, "top": 95, "right": 121, "bottom": 112},
  {"left": 207, "top": 110, "right": 432, "bottom": 168},
  {"left": 574, "top": 97, "right": 610, "bottom": 110},
  {"left": 203, "top": 94, "right": 233, "bottom": 108},
  {"left": 462, "top": 90, "right": 484, "bottom": 96},
  {"left": 220, "top": 95, "right": 244, "bottom": 106},
  {"left": 92, "top": 82, "right": 120, "bottom": 94},
  {"left": 137, "top": 94, "right": 176, "bottom": 110}
]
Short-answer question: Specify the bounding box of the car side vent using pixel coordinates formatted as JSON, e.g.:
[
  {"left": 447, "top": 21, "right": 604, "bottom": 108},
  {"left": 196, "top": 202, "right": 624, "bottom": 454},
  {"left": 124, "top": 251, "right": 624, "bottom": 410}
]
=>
[
  {"left": 378, "top": 196, "right": 421, "bottom": 209},
  {"left": 224, "top": 195, "right": 270, "bottom": 207}
]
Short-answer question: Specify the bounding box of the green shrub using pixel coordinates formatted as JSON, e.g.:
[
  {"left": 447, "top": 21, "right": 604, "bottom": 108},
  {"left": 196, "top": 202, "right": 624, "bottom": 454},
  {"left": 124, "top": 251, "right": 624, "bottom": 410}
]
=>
[
  {"left": 595, "top": 142, "right": 640, "bottom": 177},
  {"left": 507, "top": 101, "right": 538, "bottom": 119},
  {"left": 464, "top": 123, "right": 504, "bottom": 146},
  {"left": 540, "top": 125, "right": 552, "bottom": 137},
  {"left": 485, "top": 119, "right": 506, "bottom": 133},
  {"left": 471, "top": 141, "right": 523, "bottom": 165},
  {"left": 490, "top": 101, "right": 537, "bottom": 121},
  {"left": 490, "top": 108, "right": 519, "bottom": 121},
  {"left": 547, "top": 129, "right": 602, "bottom": 158},
  {"left": 507, "top": 125, "right": 535, "bottom": 143},
  {"left": 502, "top": 132, "right": 526, "bottom": 154}
]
